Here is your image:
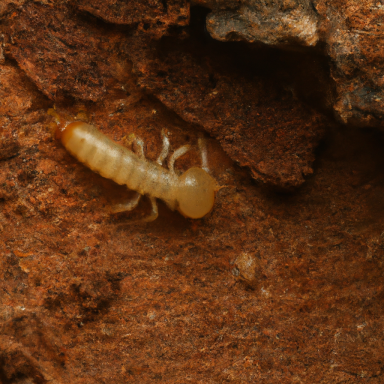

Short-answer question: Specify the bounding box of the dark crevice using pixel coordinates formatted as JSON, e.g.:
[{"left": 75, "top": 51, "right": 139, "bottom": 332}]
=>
[
  {"left": 163, "top": 5, "right": 337, "bottom": 121},
  {"left": 161, "top": 0, "right": 168, "bottom": 13}
]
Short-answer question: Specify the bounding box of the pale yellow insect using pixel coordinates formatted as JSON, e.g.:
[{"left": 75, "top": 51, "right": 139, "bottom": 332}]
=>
[{"left": 55, "top": 120, "right": 217, "bottom": 221}]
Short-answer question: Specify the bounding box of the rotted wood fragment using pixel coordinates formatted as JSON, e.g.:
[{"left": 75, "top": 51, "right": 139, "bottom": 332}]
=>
[
  {"left": 126, "top": 36, "right": 326, "bottom": 188},
  {"left": 3, "top": 2, "right": 131, "bottom": 102},
  {"left": 76, "top": 0, "right": 189, "bottom": 38}
]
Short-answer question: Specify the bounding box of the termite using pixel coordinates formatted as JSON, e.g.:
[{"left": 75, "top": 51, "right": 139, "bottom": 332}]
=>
[{"left": 50, "top": 112, "right": 218, "bottom": 221}]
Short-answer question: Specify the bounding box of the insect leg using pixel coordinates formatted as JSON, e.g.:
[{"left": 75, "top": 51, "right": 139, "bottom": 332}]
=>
[
  {"left": 198, "top": 133, "right": 210, "bottom": 173},
  {"left": 168, "top": 145, "right": 191, "bottom": 174},
  {"left": 124, "top": 134, "right": 145, "bottom": 159},
  {"left": 111, "top": 192, "right": 141, "bottom": 213},
  {"left": 133, "top": 138, "right": 145, "bottom": 159},
  {"left": 142, "top": 197, "right": 159, "bottom": 222},
  {"left": 156, "top": 130, "right": 170, "bottom": 165}
]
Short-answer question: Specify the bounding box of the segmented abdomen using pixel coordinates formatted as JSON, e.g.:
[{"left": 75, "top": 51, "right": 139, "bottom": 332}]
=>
[{"left": 60, "top": 122, "right": 177, "bottom": 202}]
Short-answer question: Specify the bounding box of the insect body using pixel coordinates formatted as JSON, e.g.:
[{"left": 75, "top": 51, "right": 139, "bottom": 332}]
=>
[{"left": 55, "top": 121, "right": 217, "bottom": 221}]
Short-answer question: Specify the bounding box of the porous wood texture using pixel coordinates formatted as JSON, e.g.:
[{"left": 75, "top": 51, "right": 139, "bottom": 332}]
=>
[{"left": 1, "top": 1, "right": 384, "bottom": 383}]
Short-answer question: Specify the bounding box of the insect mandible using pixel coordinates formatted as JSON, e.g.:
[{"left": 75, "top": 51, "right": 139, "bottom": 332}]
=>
[{"left": 51, "top": 113, "right": 218, "bottom": 221}]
